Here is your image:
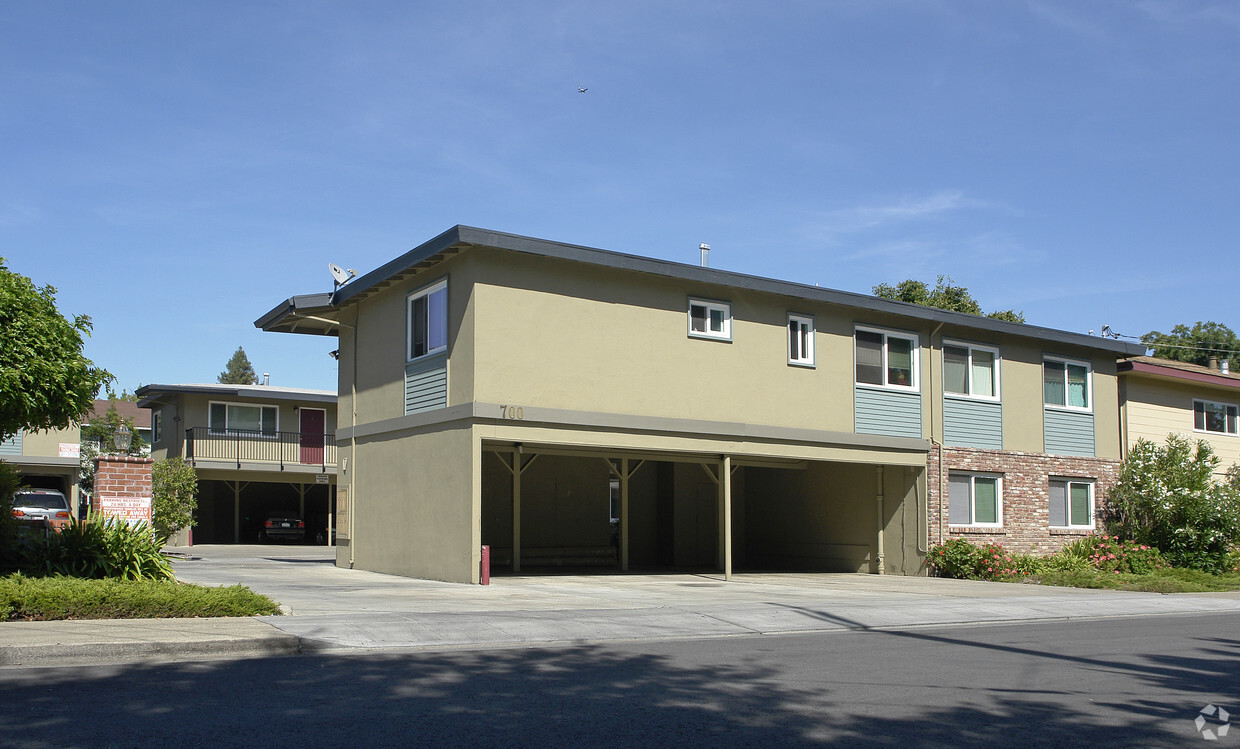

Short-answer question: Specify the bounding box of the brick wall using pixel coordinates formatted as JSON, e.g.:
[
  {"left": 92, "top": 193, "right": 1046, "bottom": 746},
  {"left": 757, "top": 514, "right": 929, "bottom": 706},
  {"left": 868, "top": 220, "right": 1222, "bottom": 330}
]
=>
[
  {"left": 926, "top": 446, "right": 1119, "bottom": 554},
  {"left": 92, "top": 455, "right": 154, "bottom": 514}
]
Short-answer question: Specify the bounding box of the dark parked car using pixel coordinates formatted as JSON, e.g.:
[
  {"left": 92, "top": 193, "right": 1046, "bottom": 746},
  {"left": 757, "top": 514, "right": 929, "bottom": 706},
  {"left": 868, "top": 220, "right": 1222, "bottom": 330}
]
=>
[
  {"left": 12, "top": 489, "right": 74, "bottom": 532},
  {"left": 259, "top": 512, "right": 305, "bottom": 543}
]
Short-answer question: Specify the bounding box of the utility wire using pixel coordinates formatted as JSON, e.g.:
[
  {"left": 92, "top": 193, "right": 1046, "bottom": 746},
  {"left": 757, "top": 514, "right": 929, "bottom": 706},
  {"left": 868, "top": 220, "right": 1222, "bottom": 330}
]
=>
[{"left": 1101, "top": 327, "right": 1238, "bottom": 356}]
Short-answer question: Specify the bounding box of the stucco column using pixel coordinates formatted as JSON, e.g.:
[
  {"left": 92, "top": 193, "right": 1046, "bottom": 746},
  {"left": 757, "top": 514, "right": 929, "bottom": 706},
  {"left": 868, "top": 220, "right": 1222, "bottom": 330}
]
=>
[{"left": 720, "top": 455, "right": 732, "bottom": 581}]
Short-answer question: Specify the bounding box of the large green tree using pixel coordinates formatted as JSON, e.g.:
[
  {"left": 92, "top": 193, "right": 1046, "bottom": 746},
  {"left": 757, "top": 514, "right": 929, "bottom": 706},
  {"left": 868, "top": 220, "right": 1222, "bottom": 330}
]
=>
[
  {"left": 872, "top": 276, "right": 1025, "bottom": 323},
  {"left": 1142, "top": 321, "right": 1238, "bottom": 369},
  {"left": 0, "top": 257, "right": 110, "bottom": 439},
  {"left": 218, "top": 346, "right": 258, "bottom": 385}
]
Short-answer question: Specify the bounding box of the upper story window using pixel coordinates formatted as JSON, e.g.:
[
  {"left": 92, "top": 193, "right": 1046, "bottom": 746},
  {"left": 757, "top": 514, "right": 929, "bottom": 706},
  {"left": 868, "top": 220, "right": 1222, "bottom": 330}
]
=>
[
  {"left": 688, "top": 298, "right": 731, "bottom": 341},
  {"left": 1043, "top": 357, "right": 1091, "bottom": 411},
  {"left": 1194, "top": 399, "right": 1239, "bottom": 435},
  {"left": 788, "top": 314, "right": 814, "bottom": 367},
  {"left": 407, "top": 279, "right": 448, "bottom": 361},
  {"left": 943, "top": 341, "right": 999, "bottom": 400},
  {"left": 151, "top": 410, "right": 162, "bottom": 444},
  {"left": 209, "top": 402, "right": 278, "bottom": 437},
  {"left": 855, "top": 326, "right": 919, "bottom": 390}
]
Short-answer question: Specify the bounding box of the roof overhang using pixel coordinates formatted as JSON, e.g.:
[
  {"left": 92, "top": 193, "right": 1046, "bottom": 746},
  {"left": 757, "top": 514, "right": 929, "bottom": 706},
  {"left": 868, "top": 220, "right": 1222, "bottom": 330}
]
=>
[
  {"left": 256, "top": 225, "right": 1148, "bottom": 357},
  {"left": 136, "top": 384, "right": 337, "bottom": 408},
  {"left": 1117, "top": 359, "right": 1240, "bottom": 391}
]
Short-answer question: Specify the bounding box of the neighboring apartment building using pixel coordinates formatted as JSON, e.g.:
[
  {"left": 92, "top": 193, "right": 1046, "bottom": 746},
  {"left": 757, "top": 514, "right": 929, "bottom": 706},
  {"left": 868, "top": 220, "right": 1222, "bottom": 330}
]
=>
[
  {"left": 0, "top": 424, "right": 82, "bottom": 514},
  {"left": 257, "top": 226, "right": 1143, "bottom": 584},
  {"left": 1118, "top": 355, "right": 1240, "bottom": 477},
  {"left": 85, "top": 399, "right": 153, "bottom": 453},
  {"left": 135, "top": 383, "right": 338, "bottom": 545}
]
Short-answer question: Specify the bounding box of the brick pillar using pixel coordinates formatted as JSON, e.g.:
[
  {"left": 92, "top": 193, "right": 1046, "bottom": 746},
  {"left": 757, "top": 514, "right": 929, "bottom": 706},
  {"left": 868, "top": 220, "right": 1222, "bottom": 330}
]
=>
[{"left": 93, "top": 455, "right": 154, "bottom": 525}]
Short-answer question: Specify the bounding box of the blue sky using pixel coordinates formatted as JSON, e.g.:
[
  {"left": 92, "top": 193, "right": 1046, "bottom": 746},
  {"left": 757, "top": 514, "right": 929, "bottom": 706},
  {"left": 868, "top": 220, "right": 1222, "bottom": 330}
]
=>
[{"left": 3, "top": 1, "right": 1237, "bottom": 394}]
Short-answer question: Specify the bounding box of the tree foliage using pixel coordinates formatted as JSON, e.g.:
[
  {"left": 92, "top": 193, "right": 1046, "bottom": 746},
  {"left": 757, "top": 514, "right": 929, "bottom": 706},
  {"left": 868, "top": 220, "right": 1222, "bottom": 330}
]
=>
[
  {"left": 151, "top": 457, "right": 198, "bottom": 540},
  {"left": 0, "top": 460, "right": 22, "bottom": 569},
  {"left": 0, "top": 258, "right": 111, "bottom": 439},
  {"left": 872, "top": 276, "right": 1025, "bottom": 323},
  {"left": 1104, "top": 434, "right": 1240, "bottom": 573},
  {"left": 218, "top": 346, "right": 258, "bottom": 385},
  {"left": 79, "top": 404, "right": 147, "bottom": 498},
  {"left": 1142, "top": 321, "right": 1238, "bottom": 369}
]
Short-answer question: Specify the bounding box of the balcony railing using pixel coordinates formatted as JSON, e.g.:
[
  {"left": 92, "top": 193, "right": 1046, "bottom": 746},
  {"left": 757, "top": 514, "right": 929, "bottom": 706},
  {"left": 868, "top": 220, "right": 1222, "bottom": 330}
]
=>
[{"left": 185, "top": 427, "right": 336, "bottom": 472}]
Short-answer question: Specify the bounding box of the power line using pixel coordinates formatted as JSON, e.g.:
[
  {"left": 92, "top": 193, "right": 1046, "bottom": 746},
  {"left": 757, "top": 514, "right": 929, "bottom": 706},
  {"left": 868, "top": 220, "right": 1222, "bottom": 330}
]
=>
[{"left": 1101, "top": 327, "right": 1238, "bottom": 356}]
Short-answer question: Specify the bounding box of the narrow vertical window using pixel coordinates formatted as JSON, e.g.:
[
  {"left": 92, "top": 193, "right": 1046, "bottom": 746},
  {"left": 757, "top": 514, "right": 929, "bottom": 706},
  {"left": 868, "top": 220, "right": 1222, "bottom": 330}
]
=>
[
  {"left": 788, "top": 314, "right": 814, "bottom": 367},
  {"left": 408, "top": 280, "right": 448, "bottom": 361}
]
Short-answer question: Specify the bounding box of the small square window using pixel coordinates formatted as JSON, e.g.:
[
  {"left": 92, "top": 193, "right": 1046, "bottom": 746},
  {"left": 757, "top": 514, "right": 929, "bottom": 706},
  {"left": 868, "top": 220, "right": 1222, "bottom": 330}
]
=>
[
  {"left": 1049, "top": 478, "right": 1093, "bottom": 528},
  {"left": 688, "top": 299, "right": 731, "bottom": 341},
  {"left": 1194, "top": 399, "right": 1239, "bottom": 435},
  {"left": 1043, "top": 357, "right": 1091, "bottom": 411},
  {"left": 788, "top": 314, "right": 814, "bottom": 367},
  {"left": 948, "top": 472, "right": 1002, "bottom": 526},
  {"left": 855, "top": 327, "right": 919, "bottom": 390}
]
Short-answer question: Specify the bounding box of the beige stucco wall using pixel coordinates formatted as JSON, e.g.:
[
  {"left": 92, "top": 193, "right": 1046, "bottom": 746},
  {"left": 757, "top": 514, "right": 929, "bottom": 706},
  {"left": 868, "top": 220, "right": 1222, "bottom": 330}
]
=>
[
  {"left": 347, "top": 423, "right": 479, "bottom": 583},
  {"left": 1122, "top": 376, "right": 1240, "bottom": 474},
  {"left": 17, "top": 424, "right": 80, "bottom": 457}
]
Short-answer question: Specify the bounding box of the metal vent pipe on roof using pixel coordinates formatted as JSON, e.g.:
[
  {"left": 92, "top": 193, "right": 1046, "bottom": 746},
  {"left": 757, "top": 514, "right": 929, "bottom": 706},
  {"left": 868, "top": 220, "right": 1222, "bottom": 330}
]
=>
[
  {"left": 699, "top": 243, "right": 710, "bottom": 268},
  {"left": 262, "top": 372, "right": 270, "bottom": 386}
]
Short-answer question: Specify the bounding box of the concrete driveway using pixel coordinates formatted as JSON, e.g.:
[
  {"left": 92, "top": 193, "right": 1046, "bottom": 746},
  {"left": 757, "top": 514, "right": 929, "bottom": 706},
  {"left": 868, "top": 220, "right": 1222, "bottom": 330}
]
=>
[{"left": 169, "top": 545, "right": 1240, "bottom": 653}]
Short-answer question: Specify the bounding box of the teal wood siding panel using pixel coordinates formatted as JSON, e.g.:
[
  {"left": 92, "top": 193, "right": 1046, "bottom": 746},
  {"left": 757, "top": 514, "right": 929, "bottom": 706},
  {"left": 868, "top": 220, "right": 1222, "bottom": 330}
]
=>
[
  {"left": 0, "top": 432, "right": 21, "bottom": 456},
  {"left": 1044, "top": 409, "right": 1095, "bottom": 457},
  {"left": 943, "top": 398, "right": 1003, "bottom": 450},
  {"left": 405, "top": 357, "right": 448, "bottom": 415},
  {"left": 855, "top": 387, "right": 922, "bottom": 439}
]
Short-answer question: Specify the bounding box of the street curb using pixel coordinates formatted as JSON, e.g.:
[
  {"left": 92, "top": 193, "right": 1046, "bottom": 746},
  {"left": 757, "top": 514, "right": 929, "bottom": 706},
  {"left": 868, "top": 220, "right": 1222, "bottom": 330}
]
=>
[{"left": 0, "top": 632, "right": 302, "bottom": 668}]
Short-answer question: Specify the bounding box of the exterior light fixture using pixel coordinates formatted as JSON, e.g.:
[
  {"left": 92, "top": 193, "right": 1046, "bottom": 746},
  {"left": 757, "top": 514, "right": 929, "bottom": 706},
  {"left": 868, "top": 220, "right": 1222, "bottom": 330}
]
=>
[{"left": 113, "top": 424, "right": 132, "bottom": 453}]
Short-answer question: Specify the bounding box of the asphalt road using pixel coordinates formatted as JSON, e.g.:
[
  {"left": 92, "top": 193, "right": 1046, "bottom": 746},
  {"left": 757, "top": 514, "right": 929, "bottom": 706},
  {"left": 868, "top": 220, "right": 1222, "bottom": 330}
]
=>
[{"left": 3, "top": 612, "right": 1236, "bottom": 748}]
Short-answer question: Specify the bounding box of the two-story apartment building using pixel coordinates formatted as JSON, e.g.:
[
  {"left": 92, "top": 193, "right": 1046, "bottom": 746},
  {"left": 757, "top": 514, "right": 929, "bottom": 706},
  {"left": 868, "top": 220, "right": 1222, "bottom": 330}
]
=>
[
  {"left": 0, "top": 424, "right": 82, "bottom": 514},
  {"left": 257, "top": 226, "right": 1143, "bottom": 583},
  {"left": 1118, "top": 355, "right": 1240, "bottom": 477},
  {"left": 135, "top": 383, "right": 338, "bottom": 545}
]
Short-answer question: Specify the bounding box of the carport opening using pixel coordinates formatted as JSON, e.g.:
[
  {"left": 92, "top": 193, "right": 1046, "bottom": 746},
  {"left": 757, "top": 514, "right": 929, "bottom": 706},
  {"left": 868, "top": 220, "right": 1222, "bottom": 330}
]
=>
[
  {"left": 192, "top": 479, "right": 334, "bottom": 545},
  {"left": 481, "top": 448, "right": 923, "bottom": 576}
]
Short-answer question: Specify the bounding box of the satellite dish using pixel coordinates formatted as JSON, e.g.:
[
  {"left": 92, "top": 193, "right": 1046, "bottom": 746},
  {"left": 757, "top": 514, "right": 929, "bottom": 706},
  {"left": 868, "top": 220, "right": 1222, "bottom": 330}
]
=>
[{"left": 328, "top": 263, "right": 351, "bottom": 285}]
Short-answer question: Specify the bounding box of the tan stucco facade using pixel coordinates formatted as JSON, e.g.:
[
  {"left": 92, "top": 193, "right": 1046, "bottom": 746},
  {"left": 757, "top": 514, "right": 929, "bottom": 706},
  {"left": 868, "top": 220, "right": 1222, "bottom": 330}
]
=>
[
  {"left": 311, "top": 237, "right": 1133, "bottom": 584},
  {"left": 1, "top": 424, "right": 81, "bottom": 513}
]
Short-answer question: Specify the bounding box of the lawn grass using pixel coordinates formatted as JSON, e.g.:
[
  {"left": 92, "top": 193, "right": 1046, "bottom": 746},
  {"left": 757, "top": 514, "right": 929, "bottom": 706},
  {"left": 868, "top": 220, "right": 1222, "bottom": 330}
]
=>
[
  {"left": 1022, "top": 567, "right": 1240, "bottom": 594},
  {"left": 0, "top": 574, "right": 281, "bottom": 621}
]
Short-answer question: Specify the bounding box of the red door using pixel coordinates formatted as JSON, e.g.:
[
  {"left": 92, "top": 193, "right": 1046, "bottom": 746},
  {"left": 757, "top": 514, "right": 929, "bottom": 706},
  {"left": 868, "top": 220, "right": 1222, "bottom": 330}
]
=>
[{"left": 300, "top": 408, "right": 325, "bottom": 465}]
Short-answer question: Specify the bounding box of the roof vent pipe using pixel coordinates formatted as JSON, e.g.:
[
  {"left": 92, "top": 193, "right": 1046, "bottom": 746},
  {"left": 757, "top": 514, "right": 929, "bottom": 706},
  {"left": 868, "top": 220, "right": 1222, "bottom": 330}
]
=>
[
  {"left": 1223, "top": 360, "right": 1231, "bottom": 375},
  {"left": 699, "top": 243, "right": 710, "bottom": 268},
  {"left": 1208, "top": 356, "right": 1219, "bottom": 371},
  {"left": 262, "top": 372, "right": 270, "bottom": 386}
]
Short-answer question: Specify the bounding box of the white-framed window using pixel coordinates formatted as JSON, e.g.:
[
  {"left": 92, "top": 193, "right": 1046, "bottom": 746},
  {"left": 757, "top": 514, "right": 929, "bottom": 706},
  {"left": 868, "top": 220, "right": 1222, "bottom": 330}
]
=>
[
  {"left": 943, "top": 341, "right": 999, "bottom": 400},
  {"left": 609, "top": 479, "right": 621, "bottom": 524},
  {"left": 855, "top": 326, "right": 919, "bottom": 390},
  {"left": 407, "top": 279, "right": 448, "bottom": 361},
  {"left": 788, "top": 314, "right": 814, "bottom": 367},
  {"left": 151, "top": 410, "right": 162, "bottom": 444},
  {"left": 688, "top": 298, "right": 732, "bottom": 341},
  {"left": 948, "top": 472, "right": 1002, "bottom": 526},
  {"left": 208, "top": 402, "right": 278, "bottom": 437},
  {"left": 1043, "top": 356, "right": 1091, "bottom": 411},
  {"left": 1049, "top": 478, "right": 1094, "bottom": 529},
  {"left": 1194, "top": 399, "right": 1239, "bottom": 435}
]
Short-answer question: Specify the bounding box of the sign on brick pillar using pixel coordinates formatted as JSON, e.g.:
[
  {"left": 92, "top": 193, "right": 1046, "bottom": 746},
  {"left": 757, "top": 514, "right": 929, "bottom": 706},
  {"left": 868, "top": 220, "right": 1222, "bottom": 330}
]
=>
[{"left": 93, "top": 455, "right": 154, "bottom": 526}]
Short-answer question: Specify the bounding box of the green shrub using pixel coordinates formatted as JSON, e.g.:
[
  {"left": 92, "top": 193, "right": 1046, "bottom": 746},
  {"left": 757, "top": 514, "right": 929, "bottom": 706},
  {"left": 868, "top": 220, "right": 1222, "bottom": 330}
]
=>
[
  {"left": 0, "top": 460, "right": 22, "bottom": 570},
  {"left": 33, "top": 514, "right": 174, "bottom": 581},
  {"left": 1105, "top": 435, "right": 1240, "bottom": 573},
  {"left": 1082, "top": 534, "right": 1167, "bottom": 575},
  {"left": 929, "top": 538, "right": 1025, "bottom": 580},
  {"left": 0, "top": 573, "right": 280, "bottom": 621}
]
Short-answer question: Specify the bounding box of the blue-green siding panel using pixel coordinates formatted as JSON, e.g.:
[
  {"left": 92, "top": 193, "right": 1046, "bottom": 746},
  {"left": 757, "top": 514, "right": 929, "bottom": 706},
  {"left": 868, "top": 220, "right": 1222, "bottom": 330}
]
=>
[
  {"left": 405, "top": 358, "right": 448, "bottom": 415},
  {"left": 855, "top": 387, "right": 922, "bottom": 439},
  {"left": 943, "top": 398, "right": 1003, "bottom": 450},
  {"left": 1044, "top": 409, "right": 1095, "bottom": 457},
  {"left": 0, "top": 432, "right": 21, "bottom": 456}
]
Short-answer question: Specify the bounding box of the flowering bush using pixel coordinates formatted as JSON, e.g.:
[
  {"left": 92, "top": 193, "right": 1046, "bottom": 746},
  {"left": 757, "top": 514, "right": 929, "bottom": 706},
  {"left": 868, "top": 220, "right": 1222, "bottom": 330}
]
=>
[
  {"left": 1104, "top": 435, "right": 1240, "bottom": 573},
  {"left": 929, "top": 539, "right": 1024, "bottom": 581},
  {"left": 1078, "top": 534, "right": 1166, "bottom": 574}
]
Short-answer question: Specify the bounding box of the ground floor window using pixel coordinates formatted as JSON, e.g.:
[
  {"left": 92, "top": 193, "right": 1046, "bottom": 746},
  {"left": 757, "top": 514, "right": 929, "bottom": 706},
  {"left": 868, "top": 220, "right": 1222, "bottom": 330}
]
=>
[
  {"left": 1049, "top": 478, "right": 1093, "bottom": 528},
  {"left": 948, "top": 472, "right": 1001, "bottom": 526}
]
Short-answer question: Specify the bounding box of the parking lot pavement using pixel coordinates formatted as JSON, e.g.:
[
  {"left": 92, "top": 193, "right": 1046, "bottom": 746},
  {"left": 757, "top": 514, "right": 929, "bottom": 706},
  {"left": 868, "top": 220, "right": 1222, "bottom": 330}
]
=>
[{"left": 168, "top": 545, "right": 1240, "bottom": 653}]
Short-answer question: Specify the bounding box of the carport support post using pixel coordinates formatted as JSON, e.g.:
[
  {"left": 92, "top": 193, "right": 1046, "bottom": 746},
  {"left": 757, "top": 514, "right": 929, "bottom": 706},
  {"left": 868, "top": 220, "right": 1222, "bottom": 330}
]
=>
[
  {"left": 720, "top": 455, "right": 732, "bottom": 581},
  {"left": 513, "top": 446, "right": 521, "bottom": 573},
  {"left": 875, "top": 466, "right": 886, "bottom": 575}
]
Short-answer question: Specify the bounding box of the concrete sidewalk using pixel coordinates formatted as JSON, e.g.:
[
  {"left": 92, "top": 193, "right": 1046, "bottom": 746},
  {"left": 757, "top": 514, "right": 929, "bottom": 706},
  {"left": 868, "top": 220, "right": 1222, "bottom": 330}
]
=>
[{"left": 3, "top": 545, "right": 1239, "bottom": 667}]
